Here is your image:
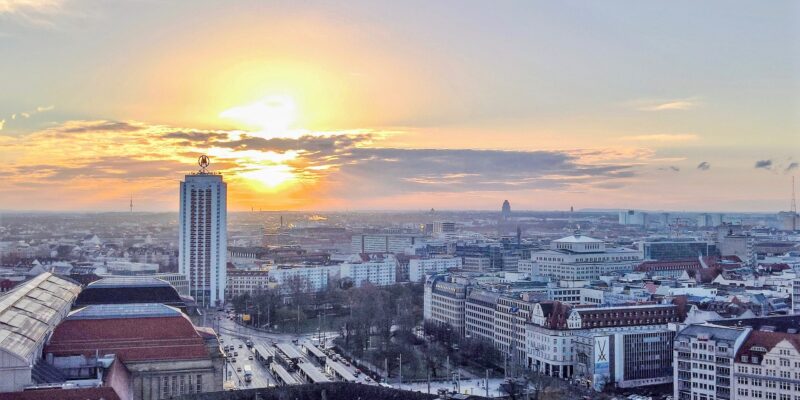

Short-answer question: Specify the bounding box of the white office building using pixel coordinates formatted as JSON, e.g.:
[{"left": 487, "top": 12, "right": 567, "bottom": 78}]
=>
[
  {"left": 409, "top": 256, "right": 463, "bottom": 282},
  {"left": 178, "top": 156, "right": 227, "bottom": 307},
  {"left": 267, "top": 265, "right": 337, "bottom": 293},
  {"left": 530, "top": 232, "right": 642, "bottom": 281},
  {"left": 350, "top": 234, "right": 426, "bottom": 254}
]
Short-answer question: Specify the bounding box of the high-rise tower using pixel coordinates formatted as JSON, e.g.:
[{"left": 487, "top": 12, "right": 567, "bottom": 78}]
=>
[
  {"left": 179, "top": 155, "right": 227, "bottom": 307},
  {"left": 501, "top": 200, "right": 511, "bottom": 221}
]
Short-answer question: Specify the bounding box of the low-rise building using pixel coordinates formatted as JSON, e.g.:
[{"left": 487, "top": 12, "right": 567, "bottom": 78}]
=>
[
  {"left": 340, "top": 255, "right": 396, "bottom": 287},
  {"left": 226, "top": 268, "right": 270, "bottom": 298},
  {"left": 408, "top": 257, "right": 462, "bottom": 282},
  {"left": 267, "top": 265, "right": 336, "bottom": 293}
]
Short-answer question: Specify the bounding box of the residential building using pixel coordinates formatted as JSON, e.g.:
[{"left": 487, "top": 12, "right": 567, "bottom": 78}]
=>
[
  {"left": 266, "top": 265, "right": 336, "bottom": 293},
  {"left": 178, "top": 158, "right": 227, "bottom": 307},
  {"left": 340, "top": 255, "right": 397, "bottom": 287},
  {"left": 226, "top": 268, "right": 270, "bottom": 298},
  {"left": 673, "top": 324, "right": 751, "bottom": 400},
  {"left": 730, "top": 319, "right": 800, "bottom": 400},
  {"left": 349, "top": 234, "right": 425, "bottom": 254},
  {"left": 408, "top": 256, "right": 462, "bottom": 282}
]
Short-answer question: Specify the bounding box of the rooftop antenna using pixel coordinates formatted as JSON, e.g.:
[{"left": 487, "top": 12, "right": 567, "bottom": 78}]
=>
[{"left": 792, "top": 176, "right": 797, "bottom": 214}]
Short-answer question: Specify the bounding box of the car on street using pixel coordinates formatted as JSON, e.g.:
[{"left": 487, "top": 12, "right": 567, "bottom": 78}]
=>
[
  {"left": 237, "top": 367, "right": 242, "bottom": 372},
  {"left": 248, "top": 355, "right": 253, "bottom": 360}
]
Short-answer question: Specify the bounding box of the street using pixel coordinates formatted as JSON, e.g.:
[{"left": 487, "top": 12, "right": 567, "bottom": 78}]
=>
[{"left": 199, "top": 308, "right": 371, "bottom": 391}]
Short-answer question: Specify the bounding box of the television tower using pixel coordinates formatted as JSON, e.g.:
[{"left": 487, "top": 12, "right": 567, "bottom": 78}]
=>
[
  {"left": 129, "top": 194, "right": 133, "bottom": 213},
  {"left": 792, "top": 176, "right": 797, "bottom": 231}
]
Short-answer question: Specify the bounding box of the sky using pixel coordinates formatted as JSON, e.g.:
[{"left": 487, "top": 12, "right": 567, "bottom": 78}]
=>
[{"left": 0, "top": 0, "right": 798, "bottom": 212}]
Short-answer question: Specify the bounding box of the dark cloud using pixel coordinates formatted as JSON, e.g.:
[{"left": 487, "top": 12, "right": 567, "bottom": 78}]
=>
[
  {"left": 14, "top": 157, "right": 189, "bottom": 182},
  {"left": 327, "top": 148, "right": 638, "bottom": 195},
  {"left": 216, "top": 134, "right": 371, "bottom": 156},
  {"left": 60, "top": 121, "right": 140, "bottom": 133},
  {"left": 786, "top": 162, "right": 798, "bottom": 172},
  {"left": 697, "top": 162, "right": 710, "bottom": 171},
  {"left": 162, "top": 130, "right": 229, "bottom": 144},
  {"left": 755, "top": 159, "right": 772, "bottom": 169}
]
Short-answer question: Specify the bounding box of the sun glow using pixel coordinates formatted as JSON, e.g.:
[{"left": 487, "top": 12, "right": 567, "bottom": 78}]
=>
[
  {"left": 220, "top": 95, "right": 298, "bottom": 137},
  {"left": 239, "top": 164, "right": 295, "bottom": 190}
]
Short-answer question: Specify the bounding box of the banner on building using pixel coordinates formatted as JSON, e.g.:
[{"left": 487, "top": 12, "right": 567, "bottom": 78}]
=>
[{"left": 593, "top": 335, "right": 610, "bottom": 392}]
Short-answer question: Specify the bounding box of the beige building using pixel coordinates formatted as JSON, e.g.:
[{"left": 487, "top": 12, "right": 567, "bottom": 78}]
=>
[{"left": 226, "top": 268, "right": 270, "bottom": 298}]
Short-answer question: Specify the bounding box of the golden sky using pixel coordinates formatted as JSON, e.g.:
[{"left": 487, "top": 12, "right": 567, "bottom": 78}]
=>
[{"left": 0, "top": 1, "right": 797, "bottom": 212}]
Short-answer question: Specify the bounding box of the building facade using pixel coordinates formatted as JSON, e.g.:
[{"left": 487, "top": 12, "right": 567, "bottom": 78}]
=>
[
  {"left": 530, "top": 233, "right": 643, "bottom": 281},
  {"left": 350, "top": 234, "right": 425, "bottom": 254},
  {"left": 465, "top": 289, "right": 499, "bottom": 343},
  {"left": 673, "top": 324, "right": 750, "bottom": 400},
  {"left": 575, "top": 328, "right": 676, "bottom": 391},
  {"left": 178, "top": 160, "right": 227, "bottom": 307},
  {"left": 408, "top": 256, "right": 463, "bottom": 282},
  {"left": 340, "top": 256, "right": 397, "bottom": 287},
  {"left": 423, "top": 275, "right": 469, "bottom": 336},
  {"left": 226, "top": 268, "right": 270, "bottom": 298}
]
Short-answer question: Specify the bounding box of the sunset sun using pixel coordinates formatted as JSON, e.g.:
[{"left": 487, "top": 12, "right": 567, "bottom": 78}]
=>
[{"left": 220, "top": 95, "right": 299, "bottom": 137}]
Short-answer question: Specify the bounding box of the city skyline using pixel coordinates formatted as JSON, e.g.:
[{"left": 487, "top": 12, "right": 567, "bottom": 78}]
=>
[{"left": 1, "top": 0, "right": 798, "bottom": 212}]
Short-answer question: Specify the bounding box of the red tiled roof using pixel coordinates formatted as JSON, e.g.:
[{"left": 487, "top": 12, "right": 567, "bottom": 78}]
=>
[
  {"left": 0, "top": 387, "right": 120, "bottom": 400},
  {"left": 735, "top": 330, "right": 800, "bottom": 361},
  {"left": 45, "top": 316, "right": 209, "bottom": 363}
]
